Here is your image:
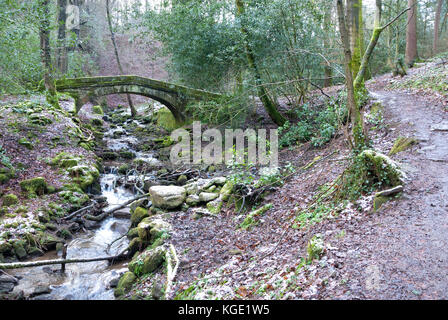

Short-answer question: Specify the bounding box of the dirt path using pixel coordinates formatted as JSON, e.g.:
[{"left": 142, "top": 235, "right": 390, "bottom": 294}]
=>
[{"left": 335, "top": 87, "right": 448, "bottom": 299}]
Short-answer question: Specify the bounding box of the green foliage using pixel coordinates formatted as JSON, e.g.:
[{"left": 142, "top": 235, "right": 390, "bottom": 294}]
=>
[
  {"left": 0, "top": 145, "right": 12, "bottom": 169},
  {"left": 185, "top": 95, "right": 250, "bottom": 128},
  {"left": 339, "top": 150, "right": 404, "bottom": 200},
  {"left": 279, "top": 96, "right": 347, "bottom": 149}
]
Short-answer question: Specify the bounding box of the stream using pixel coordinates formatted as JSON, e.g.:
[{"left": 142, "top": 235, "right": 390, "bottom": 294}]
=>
[{"left": 10, "top": 113, "right": 160, "bottom": 300}]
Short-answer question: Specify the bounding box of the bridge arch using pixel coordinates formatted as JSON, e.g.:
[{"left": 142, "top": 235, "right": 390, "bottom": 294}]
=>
[{"left": 55, "top": 76, "right": 221, "bottom": 122}]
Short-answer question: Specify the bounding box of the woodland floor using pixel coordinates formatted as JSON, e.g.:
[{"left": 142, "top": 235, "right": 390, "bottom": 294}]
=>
[{"left": 143, "top": 59, "right": 448, "bottom": 300}]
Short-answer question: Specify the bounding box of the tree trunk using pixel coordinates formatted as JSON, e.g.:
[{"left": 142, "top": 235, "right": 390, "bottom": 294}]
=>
[
  {"left": 106, "top": 0, "right": 137, "bottom": 118},
  {"left": 323, "top": 5, "right": 333, "bottom": 88},
  {"left": 39, "top": 0, "right": 59, "bottom": 108},
  {"left": 336, "top": 0, "right": 366, "bottom": 150},
  {"left": 405, "top": 0, "right": 418, "bottom": 66},
  {"left": 235, "top": 0, "right": 286, "bottom": 126},
  {"left": 434, "top": 0, "right": 443, "bottom": 54},
  {"left": 348, "top": 0, "right": 364, "bottom": 78},
  {"left": 56, "top": 0, "right": 68, "bottom": 75}
]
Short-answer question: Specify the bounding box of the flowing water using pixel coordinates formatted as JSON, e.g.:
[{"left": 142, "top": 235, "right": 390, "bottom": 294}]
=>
[
  {"left": 10, "top": 116, "right": 160, "bottom": 300},
  {"left": 10, "top": 173, "right": 134, "bottom": 300}
]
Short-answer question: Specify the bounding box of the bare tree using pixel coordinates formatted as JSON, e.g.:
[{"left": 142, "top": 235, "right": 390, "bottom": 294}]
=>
[
  {"left": 405, "top": 0, "right": 418, "bottom": 66},
  {"left": 39, "top": 0, "right": 59, "bottom": 108},
  {"left": 434, "top": 0, "right": 443, "bottom": 54},
  {"left": 235, "top": 0, "right": 286, "bottom": 126},
  {"left": 106, "top": 0, "right": 137, "bottom": 117},
  {"left": 56, "top": 0, "right": 68, "bottom": 75}
]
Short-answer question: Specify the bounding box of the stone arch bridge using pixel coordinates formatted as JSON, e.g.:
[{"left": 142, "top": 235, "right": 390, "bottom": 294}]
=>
[{"left": 55, "top": 76, "right": 222, "bottom": 121}]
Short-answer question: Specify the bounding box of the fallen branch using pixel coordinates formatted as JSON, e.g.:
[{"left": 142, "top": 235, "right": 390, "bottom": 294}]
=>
[
  {"left": 63, "top": 203, "right": 95, "bottom": 220},
  {"left": 376, "top": 185, "right": 403, "bottom": 197},
  {"left": 84, "top": 193, "right": 149, "bottom": 222},
  {"left": 165, "top": 244, "right": 179, "bottom": 298},
  {"left": 0, "top": 251, "right": 128, "bottom": 270}
]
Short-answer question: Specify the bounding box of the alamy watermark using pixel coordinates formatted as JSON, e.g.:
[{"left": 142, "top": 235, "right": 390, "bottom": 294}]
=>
[{"left": 169, "top": 122, "right": 279, "bottom": 168}]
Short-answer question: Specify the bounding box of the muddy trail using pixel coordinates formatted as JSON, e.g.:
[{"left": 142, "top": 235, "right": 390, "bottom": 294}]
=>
[{"left": 334, "top": 86, "right": 448, "bottom": 299}]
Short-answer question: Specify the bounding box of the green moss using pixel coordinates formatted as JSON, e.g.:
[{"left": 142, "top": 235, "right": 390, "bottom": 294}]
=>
[
  {"left": 155, "top": 107, "right": 182, "bottom": 131},
  {"left": 19, "top": 177, "right": 48, "bottom": 196},
  {"left": 114, "top": 272, "right": 136, "bottom": 298},
  {"left": 2, "top": 194, "right": 18, "bottom": 207},
  {"left": 239, "top": 204, "right": 273, "bottom": 230},
  {"left": 128, "top": 246, "right": 166, "bottom": 277},
  {"left": 0, "top": 174, "right": 10, "bottom": 185},
  {"left": 389, "top": 137, "right": 418, "bottom": 156},
  {"left": 68, "top": 165, "right": 100, "bottom": 191},
  {"left": 340, "top": 150, "right": 404, "bottom": 200},
  {"left": 91, "top": 118, "right": 104, "bottom": 127},
  {"left": 118, "top": 164, "right": 130, "bottom": 175},
  {"left": 373, "top": 195, "right": 389, "bottom": 212},
  {"left": 119, "top": 151, "right": 136, "bottom": 159},
  {"left": 131, "top": 207, "right": 150, "bottom": 226},
  {"left": 18, "top": 138, "right": 33, "bottom": 150},
  {"left": 92, "top": 105, "right": 104, "bottom": 115}
]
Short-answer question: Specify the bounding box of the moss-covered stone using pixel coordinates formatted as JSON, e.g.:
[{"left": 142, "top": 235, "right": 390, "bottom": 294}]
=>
[
  {"left": 207, "top": 196, "right": 224, "bottom": 214},
  {"left": 131, "top": 207, "right": 150, "bottom": 226},
  {"left": 92, "top": 105, "right": 104, "bottom": 115},
  {"left": 12, "top": 241, "right": 27, "bottom": 260},
  {"left": 19, "top": 177, "right": 48, "bottom": 196},
  {"left": 118, "top": 164, "right": 130, "bottom": 175},
  {"left": 220, "top": 181, "right": 234, "bottom": 201},
  {"left": 128, "top": 246, "right": 166, "bottom": 277},
  {"left": 119, "top": 151, "right": 136, "bottom": 159},
  {"left": 127, "top": 227, "right": 139, "bottom": 240},
  {"left": 68, "top": 165, "right": 100, "bottom": 191},
  {"left": 2, "top": 194, "right": 18, "bottom": 207},
  {"left": 239, "top": 204, "right": 273, "bottom": 230},
  {"left": 102, "top": 152, "right": 118, "bottom": 160},
  {"left": 389, "top": 137, "right": 418, "bottom": 156},
  {"left": 373, "top": 195, "right": 390, "bottom": 212},
  {"left": 358, "top": 150, "right": 404, "bottom": 187},
  {"left": 0, "top": 174, "right": 10, "bottom": 185},
  {"left": 114, "top": 272, "right": 136, "bottom": 297}
]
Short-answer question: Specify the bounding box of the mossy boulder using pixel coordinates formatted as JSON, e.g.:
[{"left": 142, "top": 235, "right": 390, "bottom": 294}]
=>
[
  {"left": 114, "top": 272, "right": 136, "bottom": 298},
  {"left": 68, "top": 165, "right": 100, "bottom": 191},
  {"left": 358, "top": 150, "right": 405, "bottom": 186},
  {"left": 92, "top": 105, "right": 104, "bottom": 115},
  {"left": 389, "top": 137, "right": 418, "bottom": 156},
  {"left": 127, "top": 227, "right": 140, "bottom": 240},
  {"left": 119, "top": 151, "right": 136, "bottom": 159},
  {"left": 37, "top": 232, "right": 64, "bottom": 251},
  {"left": 149, "top": 186, "right": 186, "bottom": 209},
  {"left": 0, "top": 242, "right": 13, "bottom": 256},
  {"left": 128, "top": 246, "right": 166, "bottom": 277},
  {"left": 127, "top": 237, "right": 145, "bottom": 256},
  {"left": 51, "top": 152, "right": 80, "bottom": 169},
  {"left": 19, "top": 177, "right": 48, "bottom": 196},
  {"left": 207, "top": 196, "right": 224, "bottom": 214},
  {"left": 0, "top": 174, "right": 10, "bottom": 185},
  {"left": 12, "top": 241, "right": 27, "bottom": 260},
  {"left": 131, "top": 207, "right": 150, "bottom": 226},
  {"left": 118, "top": 164, "right": 130, "bottom": 175},
  {"left": 137, "top": 218, "right": 171, "bottom": 243},
  {"left": 220, "top": 181, "right": 234, "bottom": 201},
  {"left": 2, "top": 194, "right": 18, "bottom": 207}
]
